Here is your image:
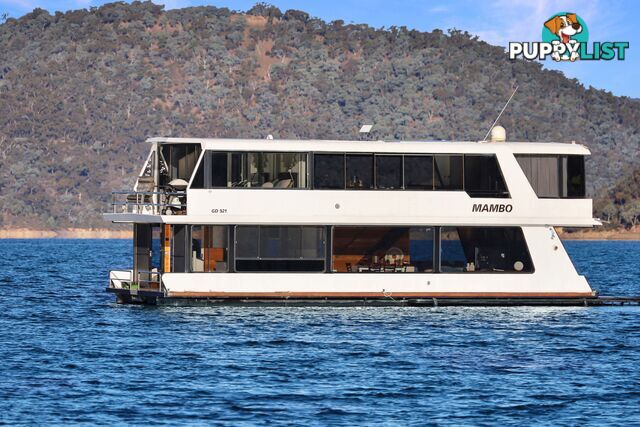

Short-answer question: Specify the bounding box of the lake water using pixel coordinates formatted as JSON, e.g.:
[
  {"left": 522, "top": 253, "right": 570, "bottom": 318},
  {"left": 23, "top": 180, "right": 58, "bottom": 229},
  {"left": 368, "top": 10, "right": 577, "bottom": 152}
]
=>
[{"left": 0, "top": 239, "right": 639, "bottom": 425}]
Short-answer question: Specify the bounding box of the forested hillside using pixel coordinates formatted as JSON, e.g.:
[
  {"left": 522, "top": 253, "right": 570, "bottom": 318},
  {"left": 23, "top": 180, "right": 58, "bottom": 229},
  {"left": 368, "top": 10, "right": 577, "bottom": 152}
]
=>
[
  {"left": 595, "top": 168, "right": 640, "bottom": 228},
  {"left": 0, "top": 1, "right": 638, "bottom": 229}
]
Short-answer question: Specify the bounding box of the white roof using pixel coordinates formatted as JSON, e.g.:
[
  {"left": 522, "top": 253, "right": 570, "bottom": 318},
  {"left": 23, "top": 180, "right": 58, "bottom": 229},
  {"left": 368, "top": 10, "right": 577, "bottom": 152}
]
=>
[{"left": 147, "top": 137, "right": 591, "bottom": 155}]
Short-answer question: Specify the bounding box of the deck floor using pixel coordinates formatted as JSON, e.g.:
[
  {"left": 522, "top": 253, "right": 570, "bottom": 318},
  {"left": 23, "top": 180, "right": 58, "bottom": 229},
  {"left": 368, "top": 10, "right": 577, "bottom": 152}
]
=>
[{"left": 107, "top": 288, "right": 640, "bottom": 307}]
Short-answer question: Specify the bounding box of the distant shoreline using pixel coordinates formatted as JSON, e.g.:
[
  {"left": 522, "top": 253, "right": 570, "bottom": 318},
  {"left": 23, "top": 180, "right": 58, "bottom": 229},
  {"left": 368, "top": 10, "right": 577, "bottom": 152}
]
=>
[
  {"left": 557, "top": 228, "right": 640, "bottom": 241},
  {"left": 0, "top": 227, "right": 638, "bottom": 240},
  {"left": 0, "top": 228, "right": 132, "bottom": 239}
]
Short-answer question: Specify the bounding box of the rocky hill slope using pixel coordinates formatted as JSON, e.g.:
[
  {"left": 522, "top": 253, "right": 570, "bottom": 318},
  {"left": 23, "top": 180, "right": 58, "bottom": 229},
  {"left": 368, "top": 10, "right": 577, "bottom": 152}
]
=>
[{"left": 0, "top": 2, "right": 638, "bottom": 228}]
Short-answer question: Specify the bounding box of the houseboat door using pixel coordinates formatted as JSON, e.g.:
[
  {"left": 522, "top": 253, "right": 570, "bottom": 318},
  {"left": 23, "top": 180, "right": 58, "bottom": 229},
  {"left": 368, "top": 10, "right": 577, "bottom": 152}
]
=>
[{"left": 133, "top": 224, "right": 162, "bottom": 289}]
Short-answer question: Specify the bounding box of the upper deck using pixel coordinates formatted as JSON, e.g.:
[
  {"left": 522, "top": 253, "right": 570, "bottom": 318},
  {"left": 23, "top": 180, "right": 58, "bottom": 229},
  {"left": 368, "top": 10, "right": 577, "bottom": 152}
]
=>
[{"left": 104, "top": 137, "right": 597, "bottom": 227}]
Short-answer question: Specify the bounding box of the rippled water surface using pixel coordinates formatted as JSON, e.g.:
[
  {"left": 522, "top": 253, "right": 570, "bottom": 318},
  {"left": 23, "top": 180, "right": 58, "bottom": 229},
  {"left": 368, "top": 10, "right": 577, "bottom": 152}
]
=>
[{"left": 0, "top": 239, "right": 639, "bottom": 425}]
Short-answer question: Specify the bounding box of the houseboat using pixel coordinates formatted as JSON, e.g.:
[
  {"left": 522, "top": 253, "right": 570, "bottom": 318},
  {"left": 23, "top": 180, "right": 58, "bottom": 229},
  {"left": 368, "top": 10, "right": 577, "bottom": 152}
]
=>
[{"left": 104, "top": 129, "right": 599, "bottom": 305}]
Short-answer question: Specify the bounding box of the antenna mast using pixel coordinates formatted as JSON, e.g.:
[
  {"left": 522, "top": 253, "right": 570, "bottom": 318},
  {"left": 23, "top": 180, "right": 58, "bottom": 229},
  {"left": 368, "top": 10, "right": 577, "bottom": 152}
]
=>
[{"left": 482, "top": 85, "right": 518, "bottom": 142}]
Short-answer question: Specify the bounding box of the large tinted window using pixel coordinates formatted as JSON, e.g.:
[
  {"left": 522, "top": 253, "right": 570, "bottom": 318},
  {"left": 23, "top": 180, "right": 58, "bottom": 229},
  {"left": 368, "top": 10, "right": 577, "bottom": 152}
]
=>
[
  {"left": 346, "top": 154, "right": 374, "bottom": 189},
  {"left": 566, "top": 155, "right": 585, "bottom": 197},
  {"left": 440, "top": 227, "right": 533, "bottom": 273},
  {"left": 516, "top": 155, "right": 586, "bottom": 198},
  {"left": 211, "top": 153, "right": 228, "bottom": 187},
  {"left": 235, "top": 226, "right": 326, "bottom": 272},
  {"left": 376, "top": 155, "right": 403, "bottom": 189},
  {"left": 314, "top": 154, "right": 344, "bottom": 189},
  {"left": 434, "top": 155, "right": 463, "bottom": 190},
  {"left": 464, "top": 155, "right": 509, "bottom": 198},
  {"left": 404, "top": 155, "right": 433, "bottom": 190},
  {"left": 190, "top": 151, "right": 308, "bottom": 189},
  {"left": 332, "top": 226, "right": 434, "bottom": 273}
]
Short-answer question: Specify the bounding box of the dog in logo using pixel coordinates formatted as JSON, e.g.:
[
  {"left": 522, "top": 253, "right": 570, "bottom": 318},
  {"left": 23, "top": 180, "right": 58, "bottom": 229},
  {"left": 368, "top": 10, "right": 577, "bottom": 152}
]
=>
[{"left": 544, "top": 13, "right": 582, "bottom": 61}]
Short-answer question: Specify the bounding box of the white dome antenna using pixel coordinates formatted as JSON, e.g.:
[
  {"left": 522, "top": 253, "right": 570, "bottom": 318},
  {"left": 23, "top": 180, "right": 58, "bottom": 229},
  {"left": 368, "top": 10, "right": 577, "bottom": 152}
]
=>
[{"left": 490, "top": 126, "right": 506, "bottom": 142}]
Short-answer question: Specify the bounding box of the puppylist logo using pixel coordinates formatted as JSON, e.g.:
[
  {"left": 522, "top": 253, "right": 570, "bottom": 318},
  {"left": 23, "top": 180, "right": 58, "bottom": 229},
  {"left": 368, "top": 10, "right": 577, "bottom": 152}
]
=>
[{"left": 509, "top": 12, "right": 629, "bottom": 61}]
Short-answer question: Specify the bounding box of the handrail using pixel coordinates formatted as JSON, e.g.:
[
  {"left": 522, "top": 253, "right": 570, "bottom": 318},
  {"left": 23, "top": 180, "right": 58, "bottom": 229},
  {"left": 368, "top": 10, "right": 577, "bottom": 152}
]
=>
[
  {"left": 109, "top": 269, "right": 164, "bottom": 292},
  {"left": 111, "top": 190, "right": 187, "bottom": 215},
  {"left": 111, "top": 191, "right": 183, "bottom": 196},
  {"left": 135, "top": 270, "right": 162, "bottom": 284}
]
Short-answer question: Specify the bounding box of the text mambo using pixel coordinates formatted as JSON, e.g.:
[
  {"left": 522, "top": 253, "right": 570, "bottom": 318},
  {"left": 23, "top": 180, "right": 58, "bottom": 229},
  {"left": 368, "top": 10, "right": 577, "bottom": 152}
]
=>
[{"left": 472, "top": 204, "right": 513, "bottom": 213}]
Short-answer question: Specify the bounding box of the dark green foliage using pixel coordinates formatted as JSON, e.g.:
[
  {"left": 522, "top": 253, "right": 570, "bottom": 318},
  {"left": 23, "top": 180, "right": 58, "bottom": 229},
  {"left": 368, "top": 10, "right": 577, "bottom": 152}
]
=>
[
  {"left": 594, "top": 169, "right": 640, "bottom": 228},
  {"left": 0, "top": 1, "right": 638, "bottom": 229}
]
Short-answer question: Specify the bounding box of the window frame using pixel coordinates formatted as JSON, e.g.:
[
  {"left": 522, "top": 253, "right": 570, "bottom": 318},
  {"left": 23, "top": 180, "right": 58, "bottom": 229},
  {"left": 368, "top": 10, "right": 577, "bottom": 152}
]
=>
[
  {"left": 313, "top": 152, "right": 346, "bottom": 190},
  {"left": 188, "top": 225, "right": 230, "bottom": 273},
  {"left": 515, "top": 154, "right": 586, "bottom": 199},
  {"left": 463, "top": 154, "right": 510, "bottom": 198},
  {"left": 433, "top": 154, "right": 464, "bottom": 192},
  {"left": 437, "top": 226, "right": 535, "bottom": 274},
  {"left": 189, "top": 151, "right": 311, "bottom": 190},
  {"left": 234, "top": 225, "right": 327, "bottom": 273},
  {"left": 403, "top": 154, "right": 435, "bottom": 191},
  {"left": 374, "top": 154, "right": 404, "bottom": 190},
  {"left": 330, "top": 225, "right": 437, "bottom": 273},
  {"left": 345, "top": 153, "right": 375, "bottom": 190}
]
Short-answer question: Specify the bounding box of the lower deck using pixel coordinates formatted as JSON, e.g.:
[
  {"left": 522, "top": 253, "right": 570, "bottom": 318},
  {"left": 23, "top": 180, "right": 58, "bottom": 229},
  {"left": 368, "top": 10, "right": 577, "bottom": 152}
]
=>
[{"left": 108, "top": 223, "right": 595, "bottom": 303}]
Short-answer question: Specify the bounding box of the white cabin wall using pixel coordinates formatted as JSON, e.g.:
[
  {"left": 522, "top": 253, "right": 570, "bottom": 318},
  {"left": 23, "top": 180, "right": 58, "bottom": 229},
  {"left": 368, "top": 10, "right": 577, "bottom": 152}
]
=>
[{"left": 184, "top": 189, "right": 595, "bottom": 227}]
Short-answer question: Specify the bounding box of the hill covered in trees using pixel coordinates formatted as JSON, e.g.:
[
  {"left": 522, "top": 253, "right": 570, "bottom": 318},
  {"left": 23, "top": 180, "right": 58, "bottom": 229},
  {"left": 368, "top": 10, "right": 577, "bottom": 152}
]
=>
[{"left": 0, "top": 1, "right": 638, "bottom": 229}]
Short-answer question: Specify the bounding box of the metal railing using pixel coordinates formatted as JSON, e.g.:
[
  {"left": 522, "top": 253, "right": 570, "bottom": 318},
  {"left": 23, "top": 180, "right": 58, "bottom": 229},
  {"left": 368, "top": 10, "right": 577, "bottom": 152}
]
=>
[
  {"left": 109, "top": 269, "right": 163, "bottom": 292},
  {"left": 111, "top": 191, "right": 186, "bottom": 215}
]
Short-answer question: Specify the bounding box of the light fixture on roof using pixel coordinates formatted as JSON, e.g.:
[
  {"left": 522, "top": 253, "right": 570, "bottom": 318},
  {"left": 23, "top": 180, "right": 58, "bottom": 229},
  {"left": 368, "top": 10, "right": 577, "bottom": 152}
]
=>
[{"left": 359, "top": 124, "right": 373, "bottom": 134}]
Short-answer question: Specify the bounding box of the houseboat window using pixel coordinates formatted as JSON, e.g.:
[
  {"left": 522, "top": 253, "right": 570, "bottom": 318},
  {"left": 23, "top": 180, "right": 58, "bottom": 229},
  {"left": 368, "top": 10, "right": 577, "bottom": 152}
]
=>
[
  {"left": 211, "top": 153, "right": 228, "bottom": 187},
  {"left": 515, "top": 155, "right": 585, "bottom": 198},
  {"left": 375, "top": 155, "right": 403, "bottom": 189},
  {"left": 439, "top": 227, "right": 533, "bottom": 273},
  {"left": 237, "top": 152, "right": 306, "bottom": 188},
  {"left": 159, "top": 143, "right": 201, "bottom": 187},
  {"left": 151, "top": 226, "right": 162, "bottom": 271},
  {"left": 404, "top": 155, "right": 433, "bottom": 190},
  {"left": 464, "top": 155, "right": 509, "bottom": 198},
  {"left": 434, "top": 155, "right": 463, "bottom": 190},
  {"left": 190, "top": 151, "right": 308, "bottom": 189},
  {"left": 314, "top": 154, "right": 345, "bottom": 189},
  {"left": 190, "top": 225, "right": 228, "bottom": 272},
  {"left": 346, "top": 154, "right": 374, "bottom": 189},
  {"left": 236, "top": 225, "right": 259, "bottom": 258},
  {"left": 439, "top": 227, "right": 467, "bottom": 272},
  {"left": 171, "top": 225, "right": 188, "bottom": 273},
  {"left": 230, "top": 152, "right": 248, "bottom": 187},
  {"left": 191, "top": 156, "right": 205, "bottom": 188},
  {"left": 332, "top": 226, "right": 434, "bottom": 273},
  {"left": 566, "top": 155, "right": 586, "bottom": 197},
  {"left": 235, "top": 226, "right": 326, "bottom": 272}
]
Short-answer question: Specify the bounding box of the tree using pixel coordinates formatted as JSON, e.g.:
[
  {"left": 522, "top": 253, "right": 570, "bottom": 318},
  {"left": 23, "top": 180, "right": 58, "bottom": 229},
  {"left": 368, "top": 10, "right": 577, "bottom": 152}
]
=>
[
  {"left": 1, "top": 12, "right": 8, "bottom": 23},
  {"left": 621, "top": 201, "right": 640, "bottom": 228},
  {"left": 601, "top": 202, "right": 619, "bottom": 223}
]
